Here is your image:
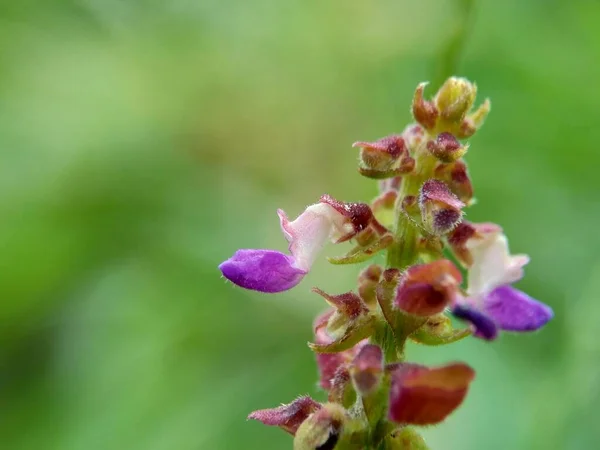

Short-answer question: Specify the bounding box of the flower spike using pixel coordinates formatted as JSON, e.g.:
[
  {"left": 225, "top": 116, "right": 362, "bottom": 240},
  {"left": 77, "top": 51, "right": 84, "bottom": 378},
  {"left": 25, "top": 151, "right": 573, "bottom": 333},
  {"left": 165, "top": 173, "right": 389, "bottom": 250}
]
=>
[{"left": 222, "top": 78, "right": 553, "bottom": 447}]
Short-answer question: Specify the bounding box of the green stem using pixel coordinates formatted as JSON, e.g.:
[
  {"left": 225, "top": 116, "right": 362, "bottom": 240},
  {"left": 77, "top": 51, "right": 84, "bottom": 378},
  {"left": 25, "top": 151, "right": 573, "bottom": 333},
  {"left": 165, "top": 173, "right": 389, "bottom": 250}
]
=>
[
  {"left": 385, "top": 175, "right": 420, "bottom": 270},
  {"left": 431, "top": 0, "right": 477, "bottom": 92}
]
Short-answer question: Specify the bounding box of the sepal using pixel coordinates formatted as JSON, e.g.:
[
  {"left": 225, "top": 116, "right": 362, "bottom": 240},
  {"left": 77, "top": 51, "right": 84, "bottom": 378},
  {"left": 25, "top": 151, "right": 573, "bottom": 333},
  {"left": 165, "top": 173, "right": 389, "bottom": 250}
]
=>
[
  {"left": 353, "top": 135, "right": 405, "bottom": 171},
  {"left": 328, "top": 365, "right": 355, "bottom": 407},
  {"left": 357, "top": 264, "right": 383, "bottom": 307},
  {"left": 426, "top": 132, "right": 468, "bottom": 163},
  {"left": 310, "top": 291, "right": 374, "bottom": 353},
  {"left": 293, "top": 403, "right": 348, "bottom": 450},
  {"left": 409, "top": 314, "right": 471, "bottom": 345},
  {"left": 434, "top": 160, "right": 474, "bottom": 205},
  {"left": 388, "top": 362, "right": 475, "bottom": 425},
  {"left": 358, "top": 156, "right": 415, "bottom": 179},
  {"left": 350, "top": 344, "right": 383, "bottom": 396},
  {"left": 412, "top": 82, "right": 439, "bottom": 130},
  {"left": 313, "top": 310, "right": 354, "bottom": 390},
  {"left": 457, "top": 98, "right": 491, "bottom": 139},
  {"left": 248, "top": 396, "right": 322, "bottom": 435},
  {"left": 394, "top": 260, "right": 462, "bottom": 317},
  {"left": 376, "top": 269, "right": 429, "bottom": 356},
  {"left": 327, "top": 234, "right": 394, "bottom": 265},
  {"left": 419, "top": 179, "right": 465, "bottom": 235},
  {"left": 323, "top": 201, "right": 394, "bottom": 265},
  {"left": 387, "top": 427, "right": 429, "bottom": 450}
]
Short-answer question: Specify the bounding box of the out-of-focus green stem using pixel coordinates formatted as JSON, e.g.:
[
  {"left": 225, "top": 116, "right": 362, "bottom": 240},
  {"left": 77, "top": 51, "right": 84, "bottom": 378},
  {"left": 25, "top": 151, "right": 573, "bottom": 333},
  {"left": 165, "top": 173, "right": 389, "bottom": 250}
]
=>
[{"left": 431, "top": 0, "right": 477, "bottom": 92}]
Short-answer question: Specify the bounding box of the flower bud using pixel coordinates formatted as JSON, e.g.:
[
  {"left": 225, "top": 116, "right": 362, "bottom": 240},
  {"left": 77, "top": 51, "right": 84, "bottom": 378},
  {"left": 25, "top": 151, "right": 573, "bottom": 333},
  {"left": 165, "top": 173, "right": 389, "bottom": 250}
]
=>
[
  {"left": 409, "top": 313, "right": 471, "bottom": 345},
  {"left": 293, "top": 403, "right": 347, "bottom": 450},
  {"left": 313, "top": 309, "right": 351, "bottom": 390},
  {"left": 434, "top": 160, "right": 474, "bottom": 204},
  {"left": 353, "top": 135, "right": 406, "bottom": 171},
  {"left": 376, "top": 268, "right": 401, "bottom": 326},
  {"left": 402, "top": 124, "right": 425, "bottom": 151},
  {"left": 328, "top": 365, "right": 355, "bottom": 407},
  {"left": 371, "top": 190, "right": 397, "bottom": 227},
  {"left": 412, "top": 83, "right": 439, "bottom": 130},
  {"left": 419, "top": 179, "right": 465, "bottom": 235},
  {"left": 388, "top": 362, "right": 475, "bottom": 425},
  {"left": 387, "top": 427, "right": 428, "bottom": 450},
  {"left": 350, "top": 344, "right": 383, "bottom": 396},
  {"left": 248, "top": 396, "right": 322, "bottom": 435},
  {"left": 357, "top": 264, "right": 383, "bottom": 306},
  {"left": 427, "top": 132, "right": 468, "bottom": 163},
  {"left": 394, "top": 260, "right": 462, "bottom": 316},
  {"left": 309, "top": 290, "right": 374, "bottom": 354},
  {"left": 435, "top": 77, "right": 477, "bottom": 122},
  {"left": 458, "top": 98, "right": 491, "bottom": 139}
]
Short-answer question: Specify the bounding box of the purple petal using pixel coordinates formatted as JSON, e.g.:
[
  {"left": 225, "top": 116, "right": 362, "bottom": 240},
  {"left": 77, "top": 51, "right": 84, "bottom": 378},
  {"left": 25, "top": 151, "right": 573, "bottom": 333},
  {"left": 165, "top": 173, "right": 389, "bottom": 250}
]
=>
[
  {"left": 219, "top": 249, "right": 306, "bottom": 293},
  {"left": 452, "top": 304, "right": 499, "bottom": 340},
  {"left": 483, "top": 285, "right": 553, "bottom": 332}
]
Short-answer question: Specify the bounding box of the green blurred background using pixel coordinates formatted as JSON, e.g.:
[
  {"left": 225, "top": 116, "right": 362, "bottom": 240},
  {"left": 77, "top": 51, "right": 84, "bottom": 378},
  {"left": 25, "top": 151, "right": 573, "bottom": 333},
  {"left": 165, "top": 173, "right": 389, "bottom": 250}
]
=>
[{"left": 1, "top": 0, "right": 599, "bottom": 449}]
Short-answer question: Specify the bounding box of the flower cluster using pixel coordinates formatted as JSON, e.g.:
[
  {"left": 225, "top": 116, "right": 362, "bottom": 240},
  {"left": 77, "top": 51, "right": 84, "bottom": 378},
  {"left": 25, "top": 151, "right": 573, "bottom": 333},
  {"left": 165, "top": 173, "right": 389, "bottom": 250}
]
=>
[{"left": 219, "top": 78, "right": 553, "bottom": 449}]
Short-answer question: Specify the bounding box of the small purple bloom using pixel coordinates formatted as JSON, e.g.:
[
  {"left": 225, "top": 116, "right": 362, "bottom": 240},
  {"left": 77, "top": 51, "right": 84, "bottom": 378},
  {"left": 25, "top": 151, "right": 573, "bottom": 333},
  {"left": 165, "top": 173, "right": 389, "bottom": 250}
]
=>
[
  {"left": 219, "top": 201, "right": 353, "bottom": 293},
  {"left": 218, "top": 249, "right": 306, "bottom": 293},
  {"left": 452, "top": 230, "right": 553, "bottom": 340}
]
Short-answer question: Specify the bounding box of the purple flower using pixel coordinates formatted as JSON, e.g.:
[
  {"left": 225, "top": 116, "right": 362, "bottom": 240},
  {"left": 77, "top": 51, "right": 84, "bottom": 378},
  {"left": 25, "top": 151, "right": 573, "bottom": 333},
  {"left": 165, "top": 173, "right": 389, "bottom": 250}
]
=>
[
  {"left": 451, "top": 230, "right": 553, "bottom": 340},
  {"left": 219, "top": 201, "right": 354, "bottom": 293}
]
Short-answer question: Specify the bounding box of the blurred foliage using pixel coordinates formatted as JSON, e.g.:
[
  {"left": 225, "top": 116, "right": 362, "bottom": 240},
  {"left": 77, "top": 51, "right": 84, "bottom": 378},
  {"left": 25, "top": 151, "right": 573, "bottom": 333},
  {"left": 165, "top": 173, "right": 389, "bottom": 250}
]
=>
[{"left": 0, "top": 0, "right": 599, "bottom": 449}]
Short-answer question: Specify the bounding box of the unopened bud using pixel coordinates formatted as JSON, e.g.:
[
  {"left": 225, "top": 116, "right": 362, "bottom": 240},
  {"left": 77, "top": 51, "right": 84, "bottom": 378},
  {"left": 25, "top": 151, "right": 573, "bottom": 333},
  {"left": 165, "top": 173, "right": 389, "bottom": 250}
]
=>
[
  {"left": 353, "top": 135, "right": 406, "bottom": 171},
  {"left": 394, "top": 260, "right": 462, "bottom": 316},
  {"left": 419, "top": 179, "right": 465, "bottom": 235},
  {"left": 350, "top": 344, "right": 383, "bottom": 396},
  {"left": 309, "top": 292, "right": 374, "bottom": 353},
  {"left": 388, "top": 362, "right": 475, "bottom": 425},
  {"left": 293, "top": 403, "right": 347, "bottom": 450},
  {"left": 387, "top": 427, "right": 428, "bottom": 450},
  {"left": 427, "top": 132, "right": 468, "bottom": 163},
  {"left": 458, "top": 98, "right": 491, "bottom": 139},
  {"left": 412, "top": 83, "right": 439, "bottom": 130},
  {"left": 435, "top": 77, "right": 477, "bottom": 122},
  {"left": 357, "top": 264, "right": 383, "bottom": 306},
  {"left": 410, "top": 313, "right": 472, "bottom": 345},
  {"left": 402, "top": 124, "right": 425, "bottom": 151}
]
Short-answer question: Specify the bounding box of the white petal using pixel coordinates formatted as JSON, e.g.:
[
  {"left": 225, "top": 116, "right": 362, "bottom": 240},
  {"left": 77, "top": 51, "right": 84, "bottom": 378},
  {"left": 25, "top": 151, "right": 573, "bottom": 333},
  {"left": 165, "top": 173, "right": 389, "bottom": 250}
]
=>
[
  {"left": 278, "top": 203, "right": 351, "bottom": 271},
  {"left": 467, "top": 232, "right": 529, "bottom": 296}
]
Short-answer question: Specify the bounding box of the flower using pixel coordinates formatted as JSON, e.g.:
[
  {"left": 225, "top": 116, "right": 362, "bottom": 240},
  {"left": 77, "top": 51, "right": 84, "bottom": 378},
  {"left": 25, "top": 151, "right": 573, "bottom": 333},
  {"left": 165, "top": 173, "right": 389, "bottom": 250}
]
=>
[
  {"left": 219, "top": 196, "right": 368, "bottom": 293},
  {"left": 452, "top": 229, "right": 554, "bottom": 340}
]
